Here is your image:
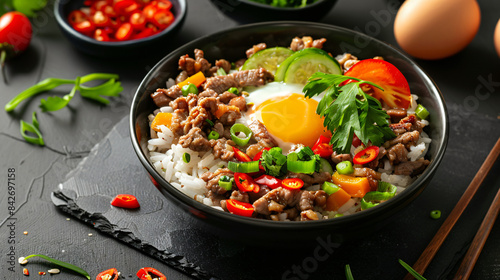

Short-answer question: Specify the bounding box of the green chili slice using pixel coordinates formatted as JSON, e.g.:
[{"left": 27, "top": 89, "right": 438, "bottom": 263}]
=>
[
  {"left": 208, "top": 131, "right": 220, "bottom": 140},
  {"left": 336, "top": 161, "right": 354, "bottom": 175},
  {"left": 228, "top": 161, "right": 259, "bottom": 173},
  {"left": 230, "top": 123, "right": 253, "bottom": 146},
  {"left": 322, "top": 181, "right": 340, "bottom": 195},
  {"left": 218, "top": 175, "right": 233, "bottom": 191},
  {"left": 181, "top": 83, "right": 199, "bottom": 96},
  {"left": 360, "top": 182, "right": 397, "bottom": 210},
  {"left": 287, "top": 159, "right": 317, "bottom": 174},
  {"left": 415, "top": 104, "right": 429, "bottom": 119}
]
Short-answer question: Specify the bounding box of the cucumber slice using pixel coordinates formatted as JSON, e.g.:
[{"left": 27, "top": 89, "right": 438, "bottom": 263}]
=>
[
  {"left": 275, "top": 48, "right": 334, "bottom": 82},
  {"left": 241, "top": 47, "right": 294, "bottom": 75},
  {"left": 283, "top": 49, "right": 341, "bottom": 84}
]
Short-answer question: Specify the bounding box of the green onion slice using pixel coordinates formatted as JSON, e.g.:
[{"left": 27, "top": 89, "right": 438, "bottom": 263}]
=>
[
  {"left": 228, "top": 161, "right": 259, "bottom": 173},
  {"left": 208, "top": 131, "right": 220, "bottom": 140},
  {"left": 228, "top": 87, "right": 239, "bottom": 95},
  {"left": 322, "top": 181, "right": 340, "bottom": 195},
  {"left": 218, "top": 175, "right": 233, "bottom": 191},
  {"left": 360, "top": 182, "right": 397, "bottom": 210},
  {"left": 415, "top": 104, "right": 429, "bottom": 119},
  {"left": 430, "top": 210, "right": 441, "bottom": 219},
  {"left": 181, "top": 83, "right": 198, "bottom": 96},
  {"left": 287, "top": 159, "right": 316, "bottom": 174},
  {"left": 182, "top": 152, "right": 191, "bottom": 163},
  {"left": 336, "top": 161, "right": 354, "bottom": 175},
  {"left": 206, "top": 119, "right": 214, "bottom": 127},
  {"left": 217, "top": 67, "right": 227, "bottom": 76},
  {"left": 23, "top": 254, "right": 90, "bottom": 280},
  {"left": 20, "top": 112, "right": 44, "bottom": 146},
  {"left": 398, "top": 259, "right": 427, "bottom": 280},
  {"left": 230, "top": 123, "right": 253, "bottom": 146}
]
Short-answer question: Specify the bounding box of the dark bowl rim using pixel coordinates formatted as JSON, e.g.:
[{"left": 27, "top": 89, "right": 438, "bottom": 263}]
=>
[
  {"left": 53, "top": 0, "right": 187, "bottom": 47},
  {"left": 130, "top": 21, "right": 449, "bottom": 230},
  {"left": 237, "top": 0, "right": 332, "bottom": 11}
]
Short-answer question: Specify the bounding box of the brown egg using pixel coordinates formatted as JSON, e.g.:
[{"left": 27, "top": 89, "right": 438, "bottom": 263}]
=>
[
  {"left": 394, "top": 0, "right": 481, "bottom": 60},
  {"left": 495, "top": 19, "right": 500, "bottom": 58}
]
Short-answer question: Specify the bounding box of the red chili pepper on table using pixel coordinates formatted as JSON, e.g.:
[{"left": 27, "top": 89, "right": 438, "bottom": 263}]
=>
[
  {"left": 353, "top": 146, "right": 380, "bottom": 165},
  {"left": 281, "top": 178, "right": 304, "bottom": 190},
  {"left": 110, "top": 194, "right": 140, "bottom": 208},
  {"left": 254, "top": 174, "right": 282, "bottom": 189},
  {"left": 226, "top": 199, "right": 254, "bottom": 217},
  {"left": 312, "top": 135, "right": 333, "bottom": 158},
  {"left": 136, "top": 267, "right": 167, "bottom": 280},
  {"left": 234, "top": 172, "right": 260, "bottom": 193},
  {"left": 96, "top": 268, "right": 119, "bottom": 280},
  {"left": 253, "top": 147, "right": 271, "bottom": 170}
]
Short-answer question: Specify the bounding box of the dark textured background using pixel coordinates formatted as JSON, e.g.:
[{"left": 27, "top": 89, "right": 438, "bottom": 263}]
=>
[{"left": 1, "top": 0, "right": 499, "bottom": 279}]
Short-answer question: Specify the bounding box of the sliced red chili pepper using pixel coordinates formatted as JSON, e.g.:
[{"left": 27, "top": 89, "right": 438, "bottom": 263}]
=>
[
  {"left": 100, "top": 4, "right": 117, "bottom": 18},
  {"left": 143, "top": 3, "right": 158, "bottom": 21},
  {"left": 91, "top": 0, "right": 108, "bottom": 13},
  {"left": 353, "top": 146, "right": 380, "bottom": 165},
  {"left": 226, "top": 199, "right": 254, "bottom": 217},
  {"left": 72, "top": 20, "right": 96, "bottom": 35},
  {"left": 92, "top": 11, "right": 111, "bottom": 28},
  {"left": 352, "top": 133, "right": 362, "bottom": 148},
  {"left": 157, "top": 0, "right": 173, "bottom": 11},
  {"left": 111, "top": 194, "right": 140, "bottom": 208},
  {"left": 115, "top": 22, "right": 133, "bottom": 40},
  {"left": 234, "top": 172, "right": 260, "bottom": 193},
  {"left": 68, "top": 10, "right": 88, "bottom": 25},
  {"left": 96, "top": 268, "right": 119, "bottom": 280},
  {"left": 114, "top": 0, "right": 140, "bottom": 16},
  {"left": 129, "top": 12, "right": 146, "bottom": 30},
  {"left": 281, "top": 178, "right": 304, "bottom": 190},
  {"left": 94, "top": 28, "right": 111, "bottom": 41},
  {"left": 233, "top": 146, "right": 251, "bottom": 162},
  {"left": 254, "top": 174, "right": 282, "bottom": 189},
  {"left": 136, "top": 267, "right": 167, "bottom": 280},
  {"left": 312, "top": 135, "right": 333, "bottom": 158},
  {"left": 151, "top": 9, "right": 174, "bottom": 29},
  {"left": 132, "top": 27, "right": 156, "bottom": 39},
  {"left": 252, "top": 147, "right": 271, "bottom": 170}
]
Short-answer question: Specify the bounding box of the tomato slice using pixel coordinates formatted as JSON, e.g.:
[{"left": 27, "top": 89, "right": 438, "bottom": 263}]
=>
[
  {"left": 151, "top": 9, "right": 174, "bottom": 29},
  {"left": 343, "top": 59, "right": 412, "bottom": 109},
  {"left": 115, "top": 22, "right": 133, "bottom": 40},
  {"left": 110, "top": 194, "right": 140, "bottom": 208},
  {"left": 353, "top": 146, "right": 380, "bottom": 165},
  {"left": 136, "top": 267, "right": 167, "bottom": 280},
  {"left": 234, "top": 172, "right": 260, "bottom": 193},
  {"left": 226, "top": 199, "right": 254, "bottom": 217},
  {"left": 281, "top": 178, "right": 304, "bottom": 190},
  {"left": 233, "top": 146, "right": 251, "bottom": 162},
  {"left": 96, "top": 268, "right": 119, "bottom": 280},
  {"left": 254, "top": 174, "right": 282, "bottom": 189}
]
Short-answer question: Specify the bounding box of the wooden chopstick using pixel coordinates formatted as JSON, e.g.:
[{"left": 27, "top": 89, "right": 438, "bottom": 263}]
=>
[
  {"left": 403, "top": 137, "right": 500, "bottom": 280},
  {"left": 453, "top": 182, "right": 500, "bottom": 279}
]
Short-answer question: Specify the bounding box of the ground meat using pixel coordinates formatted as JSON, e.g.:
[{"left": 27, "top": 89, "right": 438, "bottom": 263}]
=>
[
  {"left": 170, "top": 96, "right": 188, "bottom": 110},
  {"left": 331, "top": 151, "right": 352, "bottom": 164},
  {"left": 248, "top": 185, "right": 271, "bottom": 203},
  {"left": 229, "top": 190, "right": 249, "bottom": 203},
  {"left": 178, "top": 127, "right": 211, "bottom": 152},
  {"left": 252, "top": 187, "right": 301, "bottom": 215},
  {"left": 198, "top": 89, "right": 218, "bottom": 99},
  {"left": 385, "top": 131, "right": 420, "bottom": 148},
  {"left": 366, "top": 146, "right": 387, "bottom": 169},
  {"left": 246, "top": 43, "right": 267, "bottom": 58},
  {"left": 284, "top": 208, "right": 299, "bottom": 220},
  {"left": 178, "top": 49, "right": 212, "bottom": 77},
  {"left": 228, "top": 96, "right": 247, "bottom": 112},
  {"left": 175, "top": 71, "right": 189, "bottom": 84},
  {"left": 203, "top": 68, "right": 274, "bottom": 94},
  {"left": 218, "top": 91, "right": 238, "bottom": 104},
  {"left": 234, "top": 58, "right": 246, "bottom": 69},
  {"left": 290, "top": 36, "right": 326, "bottom": 51},
  {"left": 210, "top": 138, "right": 234, "bottom": 161},
  {"left": 300, "top": 210, "right": 319, "bottom": 221},
  {"left": 245, "top": 144, "right": 264, "bottom": 159},
  {"left": 203, "top": 168, "right": 234, "bottom": 196},
  {"left": 289, "top": 172, "right": 332, "bottom": 187},
  {"left": 216, "top": 59, "right": 232, "bottom": 74},
  {"left": 217, "top": 105, "right": 241, "bottom": 126},
  {"left": 386, "top": 143, "right": 408, "bottom": 165},
  {"left": 151, "top": 86, "right": 183, "bottom": 107},
  {"left": 198, "top": 96, "right": 219, "bottom": 115},
  {"left": 353, "top": 168, "right": 381, "bottom": 190},
  {"left": 394, "top": 158, "right": 430, "bottom": 176},
  {"left": 248, "top": 120, "right": 278, "bottom": 148},
  {"left": 390, "top": 114, "right": 417, "bottom": 135},
  {"left": 212, "top": 121, "right": 232, "bottom": 139},
  {"left": 183, "top": 106, "right": 209, "bottom": 134},
  {"left": 299, "top": 190, "right": 327, "bottom": 211},
  {"left": 170, "top": 109, "right": 188, "bottom": 136},
  {"left": 387, "top": 108, "right": 407, "bottom": 123}
]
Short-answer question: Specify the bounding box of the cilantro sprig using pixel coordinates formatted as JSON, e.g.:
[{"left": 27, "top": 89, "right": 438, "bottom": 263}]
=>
[{"left": 303, "top": 72, "right": 395, "bottom": 153}]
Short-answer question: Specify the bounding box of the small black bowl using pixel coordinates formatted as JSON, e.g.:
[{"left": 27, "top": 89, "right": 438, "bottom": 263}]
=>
[
  {"left": 130, "top": 21, "right": 448, "bottom": 244},
  {"left": 54, "top": 0, "right": 187, "bottom": 58},
  {"left": 210, "top": 0, "right": 337, "bottom": 22}
]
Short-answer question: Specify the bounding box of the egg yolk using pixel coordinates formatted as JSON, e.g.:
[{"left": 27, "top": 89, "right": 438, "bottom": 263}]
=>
[{"left": 254, "top": 93, "right": 329, "bottom": 148}]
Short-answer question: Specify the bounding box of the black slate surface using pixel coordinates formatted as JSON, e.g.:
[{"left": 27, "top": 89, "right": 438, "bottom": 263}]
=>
[{"left": 52, "top": 113, "right": 500, "bottom": 280}]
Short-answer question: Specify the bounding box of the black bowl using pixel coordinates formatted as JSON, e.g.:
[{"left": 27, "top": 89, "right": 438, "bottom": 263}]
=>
[
  {"left": 54, "top": 0, "right": 187, "bottom": 58},
  {"left": 130, "top": 21, "right": 448, "bottom": 244},
  {"left": 210, "top": 0, "right": 337, "bottom": 22}
]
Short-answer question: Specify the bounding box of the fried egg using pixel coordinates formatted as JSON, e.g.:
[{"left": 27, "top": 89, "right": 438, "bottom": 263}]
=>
[{"left": 242, "top": 82, "right": 330, "bottom": 152}]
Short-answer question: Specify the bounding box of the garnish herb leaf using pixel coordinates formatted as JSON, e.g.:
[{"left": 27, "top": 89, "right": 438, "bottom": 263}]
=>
[
  {"left": 398, "top": 259, "right": 427, "bottom": 280},
  {"left": 345, "top": 264, "right": 354, "bottom": 280},
  {"left": 23, "top": 254, "right": 90, "bottom": 280},
  {"left": 40, "top": 77, "right": 80, "bottom": 112},
  {"left": 261, "top": 147, "right": 287, "bottom": 177},
  {"left": 20, "top": 112, "right": 44, "bottom": 146},
  {"left": 13, "top": 0, "right": 47, "bottom": 17},
  {"left": 304, "top": 72, "right": 395, "bottom": 153},
  {"left": 78, "top": 78, "right": 123, "bottom": 104}
]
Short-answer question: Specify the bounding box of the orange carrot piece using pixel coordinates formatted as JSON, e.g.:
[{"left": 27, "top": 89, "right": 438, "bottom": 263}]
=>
[
  {"left": 151, "top": 112, "right": 173, "bottom": 132},
  {"left": 177, "top": 71, "right": 206, "bottom": 89},
  {"left": 214, "top": 104, "right": 240, "bottom": 119},
  {"left": 325, "top": 187, "right": 351, "bottom": 211},
  {"left": 332, "top": 171, "right": 371, "bottom": 198}
]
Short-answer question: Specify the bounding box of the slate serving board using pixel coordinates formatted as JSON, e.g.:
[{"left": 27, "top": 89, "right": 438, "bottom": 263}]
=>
[{"left": 51, "top": 113, "right": 500, "bottom": 280}]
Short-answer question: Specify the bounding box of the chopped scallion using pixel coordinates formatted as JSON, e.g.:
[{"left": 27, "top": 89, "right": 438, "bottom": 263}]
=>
[
  {"left": 205, "top": 119, "right": 214, "bottom": 127},
  {"left": 228, "top": 161, "right": 259, "bottom": 173},
  {"left": 230, "top": 123, "right": 253, "bottom": 146},
  {"left": 218, "top": 175, "right": 233, "bottom": 191},
  {"left": 182, "top": 153, "right": 191, "bottom": 163},
  {"left": 430, "top": 210, "right": 441, "bottom": 219},
  {"left": 336, "top": 161, "right": 354, "bottom": 175},
  {"left": 415, "top": 104, "right": 429, "bottom": 119},
  {"left": 228, "top": 87, "right": 239, "bottom": 95},
  {"left": 287, "top": 159, "right": 316, "bottom": 174},
  {"left": 217, "top": 67, "right": 227, "bottom": 76},
  {"left": 208, "top": 131, "right": 220, "bottom": 140},
  {"left": 322, "top": 181, "right": 340, "bottom": 195},
  {"left": 181, "top": 83, "right": 199, "bottom": 96}
]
